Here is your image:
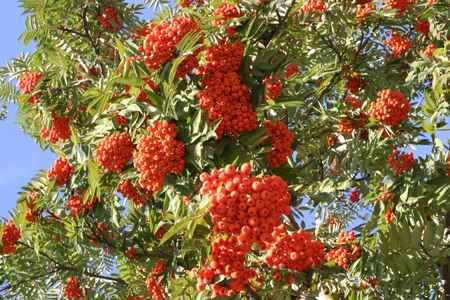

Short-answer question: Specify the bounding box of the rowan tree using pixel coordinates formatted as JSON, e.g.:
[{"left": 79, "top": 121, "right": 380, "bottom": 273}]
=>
[{"left": 1, "top": 0, "right": 450, "bottom": 299}]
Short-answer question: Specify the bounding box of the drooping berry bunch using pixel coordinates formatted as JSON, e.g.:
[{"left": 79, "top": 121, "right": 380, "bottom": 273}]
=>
[
  {"left": 383, "top": 32, "right": 413, "bottom": 59},
  {"left": 379, "top": 188, "right": 395, "bottom": 224},
  {"left": 17, "top": 72, "right": 43, "bottom": 103},
  {"left": 125, "top": 246, "right": 138, "bottom": 259},
  {"left": 66, "top": 190, "right": 97, "bottom": 218},
  {"left": 212, "top": 4, "right": 244, "bottom": 38},
  {"left": 345, "top": 74, "right": 364, "bottom": 95},
  {"left": 263, "top": 76, "right": 282, "bottom": 100},
  {"left": 63, "top": 277, "right": 85, "bottom": 300},
  {"left": 301, "top": 0, "right": 328, "bottom": 14},
  {"left": 356, "top": 5, "right": 376, "bottom": 24},
  {"left": 40, "top": 114, "right": 72, "bottom": 143},
  {"left": 325, "top": 231, "right": 360, "bottom": 268},
  {"left": 146, "top": 260, "right": 168, "bottom": 300},
  {"left": 194, "top": 237, "right": 256, "bottom": 295},
  {"left": 264, "top": 229, "right": 326, "bottom": 274},
  {"left": 415, "top": 20, "right": 430, "bottom": 36},
  {"left": 349, "top": 190, "right": 360, "bottom": 203},
  {"left": 200, "top": 163, "right": 292, "bottom": 247},
  {"left": 117, "top": 179, "right": 152, "bottom": 207},
  {"left": 197, "top": 71, "right": 258, "bottom": 139},
  {"left": 345, "top": 96, "right": 362, "bottom": 110},
  {"left": 285, "top": 63, "right": 299, "bottom": 78},
  {"left": 25, "top": 191, "right": 40, "bottom": 223},
  {"left": 180, "top": 0, "right": 205, "bottom": 7},
  {"left": 133, "top": 121, "right": 185, "bottom": 192},
  {"left": 94, "top": 132, "right": 134, "bottom": 173},
  {"left": 141, "top": 17, "right": 203, "bottom": 75},
  {"left": 338, "top": 113, "right": 369, "bottom": 137},
  {"left": 1, "top": 220, "right": 21, "bottom": 255},
  {"left": 260, "top": 120, "right": 295, "bottom": 168},
  {"left": 383, "top": 0, "right": 411, "bottom": 18},
  {"left": 94, "top": 6, "right": 123, "bottom": 32},
  {"left": 420, "top": 43, "right": 437, "bottom": 61},
  {"left": 154, "top": 226, "right": 167, "bottom": 239},
  {"left": 388, "top": 147, "right": 418, "bottom": 175},
  {"left": 47, "top": 158, "right": 75, "bottom": 186},
  {"left": 196, "top": 41, "right": 244, "bottom": 87},
  {"left": 369, "top": 89, "right": 411, "bottom": 128}
]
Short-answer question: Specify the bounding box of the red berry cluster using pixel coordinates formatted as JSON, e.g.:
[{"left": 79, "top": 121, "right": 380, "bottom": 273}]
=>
[
  {"left": 420, "top": 43, "right": 437, "bottom": 62},
  {"left": 94, "top": 7, "right": 123, "bottom": 32},
  {"left": 356, "top": 5, "right": 376, "bottom": 24},
  {"left": 345, "top": 96, "right": 362, "bottom": 110},
  {"left": 25, "top": 191, "right": 40, "bottom": 223},
  {"left": 194, "top": 237, "right": 256, "bottom": 295},
  {"left": 346, "top": 74, "right": 364, "bottom": 95},
  {"left": 200, "top": 163, "right": 291, "bottom": 247},
  {"left": 141, "top": 17, "right": 203, "bottom": 74},
  {"left": 47, "top": 158, "right": 75, "bottom": 186},
  {"left": 198, "top": 71, "right": 257, "bottom": 139},
  {"left": 383, "top": 0, "right": 411, "bottom": 18},
  {"left": 154, "top": 226, "right": 167, "bottom": 239},
  {"left": 117, "top": 179, "right": 152, "bottom": 207},
  {"left": 285, "top": 63, "right": 299, "bottom": 78},
  {"left": 382, "top": 191, "right": 395, "bottom": 224},
  {"left": 94, "top": 132, "right": 134, "bottom": 173},
  {"left": 125, "top": 246, "right": 138, "bottom": 259},
  {"left": 212, "top": 4, "right": 244, "bottom": 38},
  {"left": 1, "top": 220, "right": 21, "bottom": 255},
  {"left": 133, "top": 121, "right": 185, "bottom": 192},
  {"left": 196, "top": 41, "right": 244, "bottom": 88},
  {"left": 369, "top": 89, "right": 411, "bottom": 128},
  {"left": 383, "top": 32, "right": 413, "bottom": 59},
  {"left": 428, "top": 0, "right": 439, "bottom": 4},
  {"left": 89, "top": 222, "right": 107, "bottom": 247},
  {"left": 301, "top": 0, "right": 328, "bottom": 14},
  {"left": 415, "top": 20, "right": 430, "bottom": 36},
  {"left": 325, "top": 231, "right": 360, "bottom": 268},
  {"left": 63, "top": 277, "right": 85, "bottom": 300},
  {"left": 180, "top": 0, "right": 204, "bottom": 7},
  {"left": 40, "top": 114, "right": 72, "bottom": 143},
  {"left": 338, "top": 113, "right": 369, "bottom": 137},
  {"left": 146, "top": 260, "right": 168, "bottom": 300},
  {"left": 388, "top": 147, "right": 418, "bottom": 175},
  {"left": 17, "top": 72, "right": 43, "bottom": 103},
  {"left": 260, "top": 120, "right": 295, "bottom": 168},
  {"left": 263, "top": 76, "right": 282, "bottom": 100},
  {"left": 264, "top": 229, "right": 325, "bottom": 273},
  {"left": 349, "top": 190, "right": 360, "bottom": 203},
  {"left": 66, "top": 190, "right": 97, "bottom": 218}
]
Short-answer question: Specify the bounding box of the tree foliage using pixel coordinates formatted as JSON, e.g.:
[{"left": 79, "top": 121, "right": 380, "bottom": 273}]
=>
[{"left": 1, "top": 0, "right": 450, "bottom": 299}]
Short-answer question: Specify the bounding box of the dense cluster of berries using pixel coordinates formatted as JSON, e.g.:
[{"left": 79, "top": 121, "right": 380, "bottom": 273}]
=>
[
  {"left": 285, "top": 64, "right": 299, "bottom": 78},
  {"left": 154, "top": 226, "right": 167, "bottom": 239},
  {"left": 180, "top": 0, "right": 204, "bottom": 7},
  {"left": 133, "top": 121, "right": 185, "bottom": 192},
  {"left": 356, "top": 5, "right": 376, "bottom": 24},
  {"left": 25, "top": 191, "right": 40, "bottom": 223},
  {"left": 345, "top": 96, "right": 362, "bottom": 110},
  {"left": 346, "top": 74, "right": 363, "bottom": 95},
  {"left": 63, "top": 277, "right": 85, "bottom": 300},
  {"left": 349, "top": 190, "right": 360, "bottom": 203},
  {"left": 117, "top": 179, "right": 152, "bottom": 207},
  {"left": 94, "top": 132, "right": 134, "bottom": 173},
  {"left": 383, "top": 32, "right": 413, "bottom": 59},
  {"left": 40, "top": 114, "right": 72, "bottom": 143},
  {"left": 112, "top": 114, "right": 127, "bottom": 126},
  {"left": 369, "top": 89, "right": 410, "bottom": 128},
  {"left": 263, "top": 76, "right": 282, "bottom": 100},
  {"left": 146, "top": 260, "right": 168, "bottom": 299},
  {"left": 325, "top": 231, "right": 360, "bottom": 268},
  {"left": 420, "top": 43, "right": 437, "bottom": 61},
  {"left": 125, "top": 246, "right": 138, "bottom": 259},
  {"left": 338, "top": 113, "right": 369, "bottom": 137},
  {"left": 194, "top": 237, "right": 256, "bottom": 296},
  {"left": 200, "top": 163, "right": 291, "bottom": 248},
  {"left": 301, "top": 0, "right": 328, "bottom": 14},
  {"left": 47, "top": 158, "right": 75, "bottom": 186},
  {"left": 66, "top": 190, "right": 97, "bottom": 218},
  {"left": 212, "top": 4, "right": 244, "bottom": 37},
  {"left": 388, "top": 147, "right": 418, "bottom": 175},
  {"left": 384, "top": 0, "right": 412, "bottom": 18},
  {"left": 196, "top": 41, "right": 244, "bottom": 87},
  {"left": 260, "top": 120, "right": 295, "bottom": 167},
  {"left": 1, "top": 221, "right": 21, "bottom": 255},
  {"left": 264, "top": 229, "right": 325, "bottom": 273},
  {"left": 141, "top": 17, "right": 203, "bottom": 75},
  {"left": 415, "top": 20, "right": 430, "bottom": 36},
  {"left": 94, "top": 7, "right": 123, "bottom": 32},
  {"left": 17, "top": 72, "right": 43, "bottom": 103}
]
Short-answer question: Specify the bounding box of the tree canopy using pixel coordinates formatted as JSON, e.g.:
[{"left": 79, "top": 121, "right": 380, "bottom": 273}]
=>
[{"left": 1, "top": 0, "right": 450, "bottom": 299}]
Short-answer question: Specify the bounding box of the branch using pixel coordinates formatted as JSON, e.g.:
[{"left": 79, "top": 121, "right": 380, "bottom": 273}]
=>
[
  {"left": 311, "top": 24, "right": 342, "bottom": 61},
  {"left": 267, "top": 0, "right": 297, "bottom": 45},
  {"left": 0, "top": 270, "right": 58, "bottom": 293},
  {"left": 245, "top": 284, "right": 262, "bottom": 300}
]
